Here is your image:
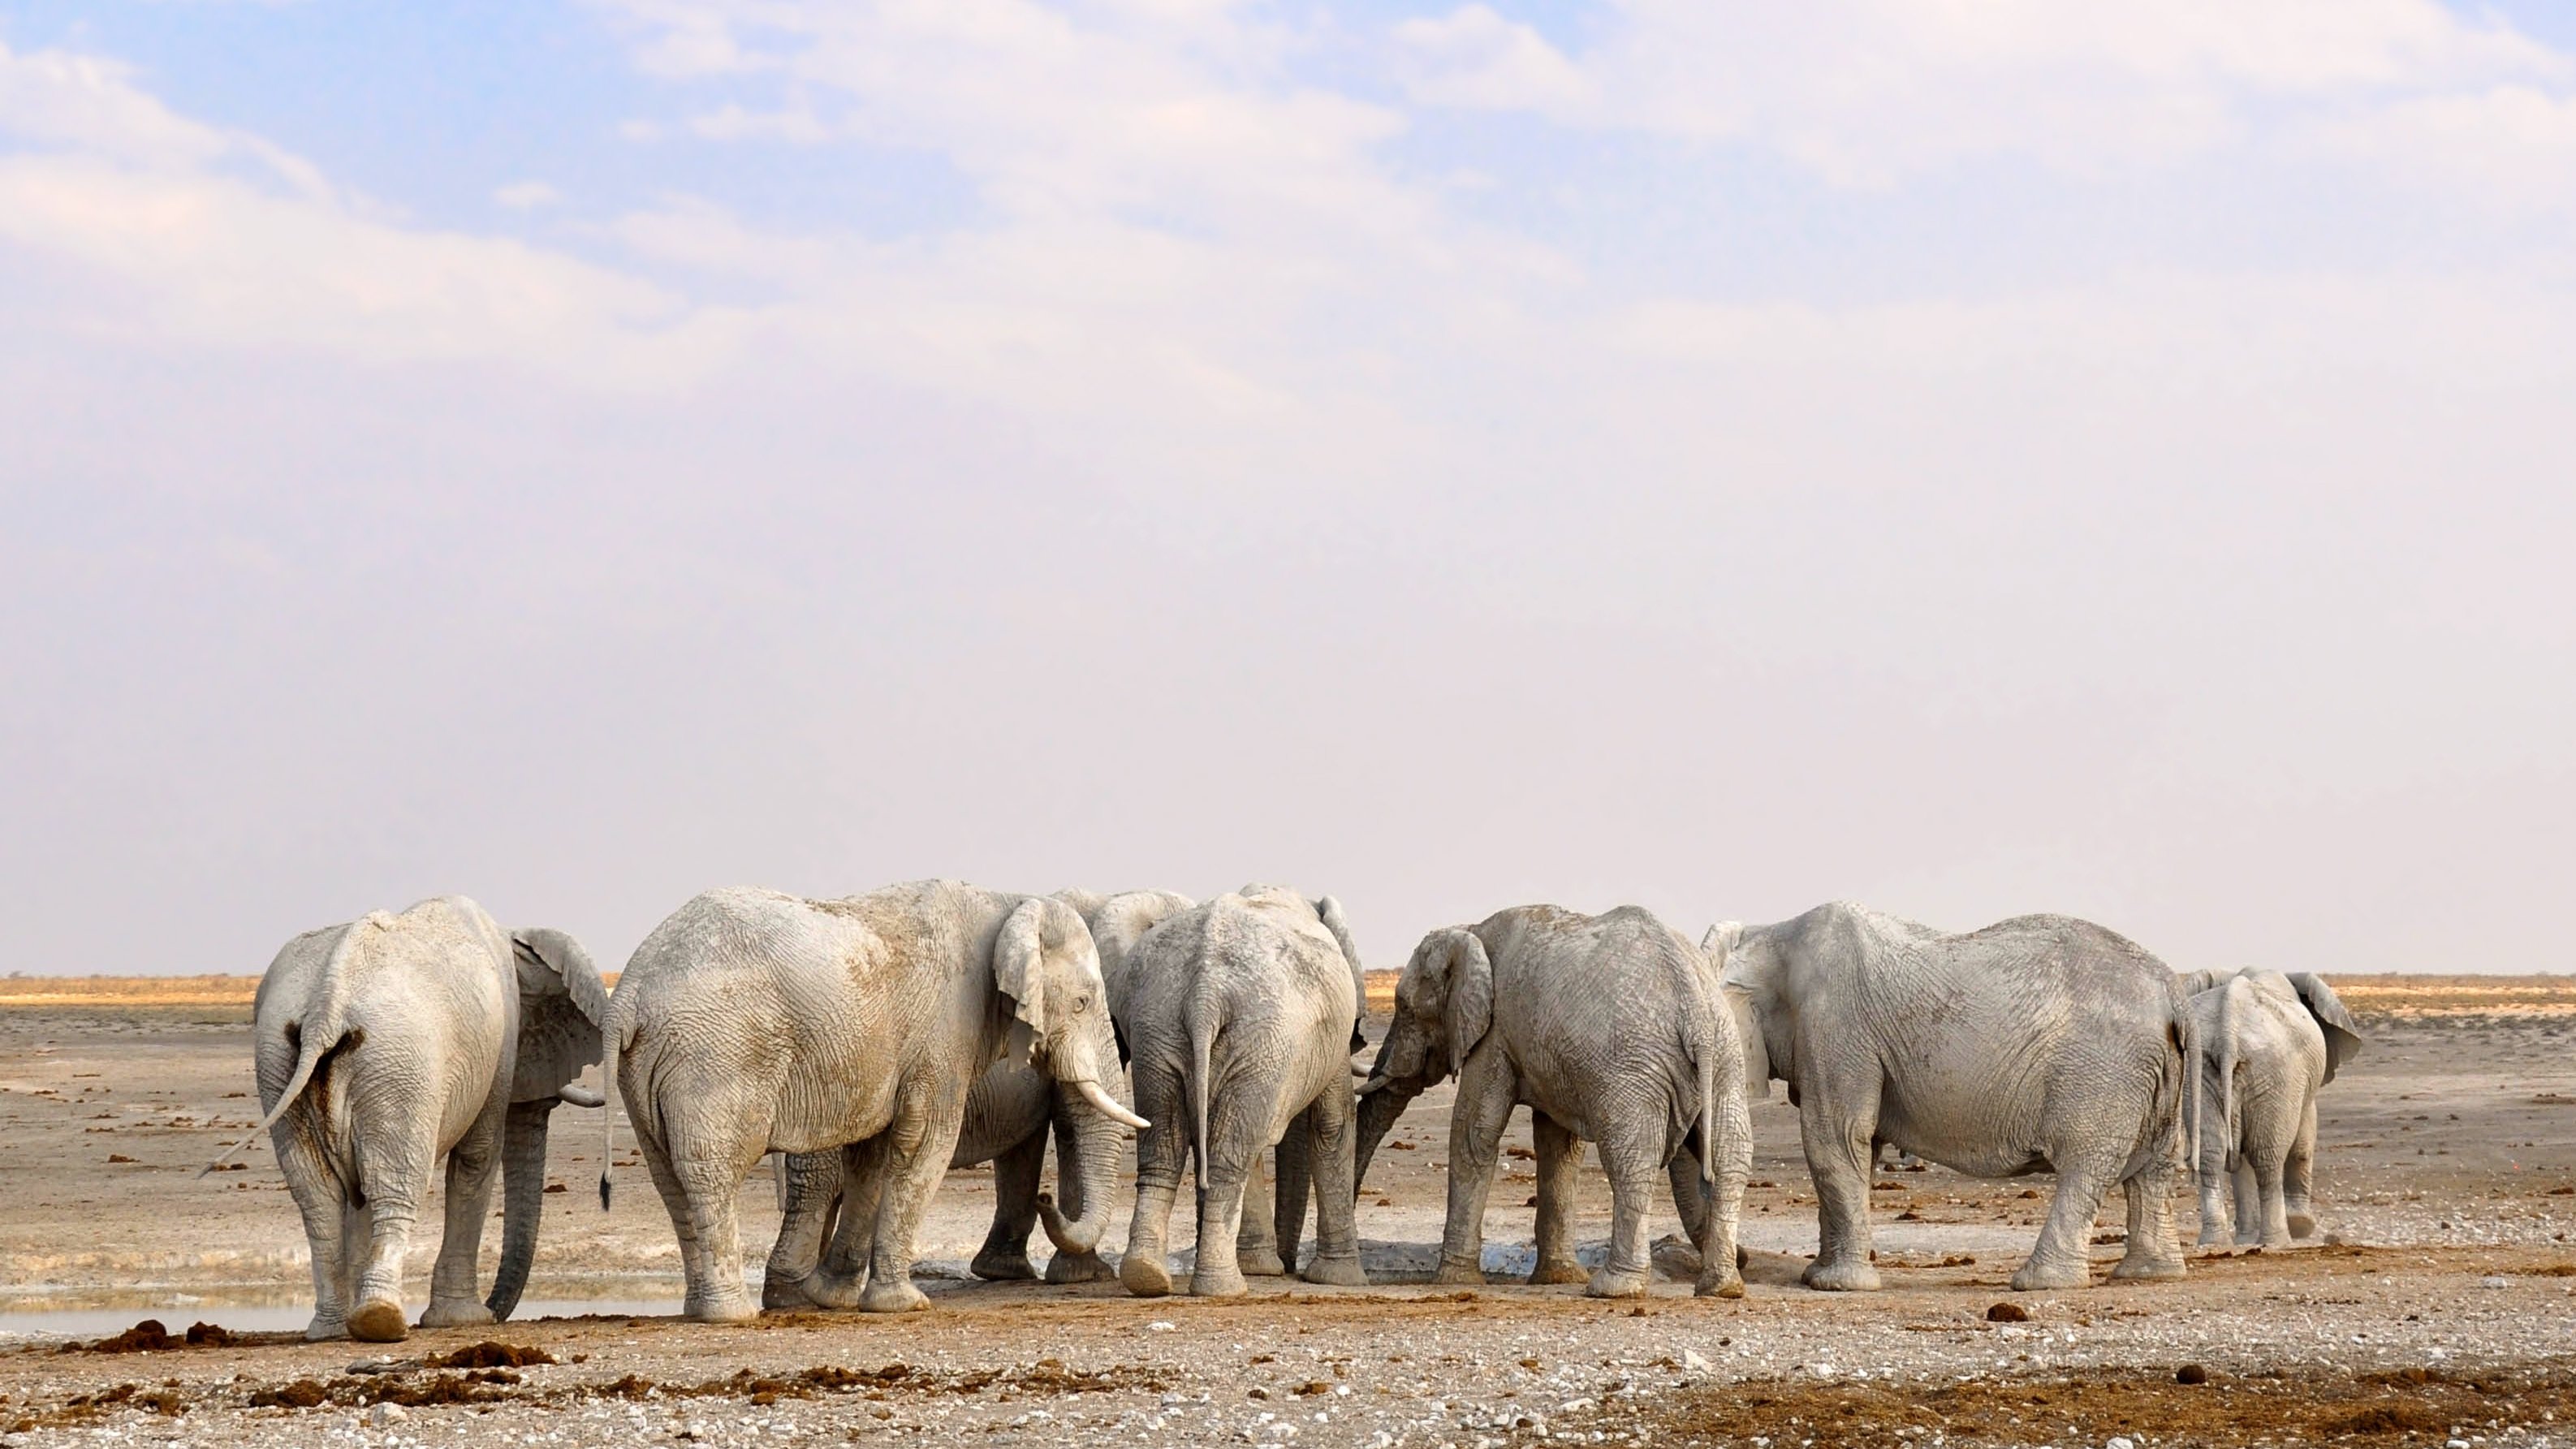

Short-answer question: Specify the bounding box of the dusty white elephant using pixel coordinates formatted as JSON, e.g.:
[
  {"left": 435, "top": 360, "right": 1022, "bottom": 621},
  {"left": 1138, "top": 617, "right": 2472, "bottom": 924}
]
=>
[
  {"left": 762, "top": 889, "right": 1197, "bottom": 1301},
  {"left": 602, "top": 882, "right": 1140, "bottom": 1322},
  {"left": 205, "top": 898, "right": 606, "bottom": 1341},
  {"left": 1118, "top": 885, "right": 1371, "bottom": 1297},
  {"left": 1354, "top": 904, "right": 1752, "bottom": 1299},
  {"left": 1713, "top": 903, "right": 2193, "bottom": 1293},
  {"left": 2178, "top": 968, "right": 2362, "bottom": 1248}
]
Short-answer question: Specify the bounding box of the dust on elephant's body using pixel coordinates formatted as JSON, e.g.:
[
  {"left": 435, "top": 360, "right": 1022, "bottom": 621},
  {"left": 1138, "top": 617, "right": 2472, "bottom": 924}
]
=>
[
  {"left": 603, "top": 881, "right": 1137, "bottom": 1322},
  {"left": 1356, "top": 904, "right": 1750, "bottom": 1300},
  {"left": 2181, "top": 967, "right": 2362, "bottom": 1248},
  {"left": 222, "top": 897, "right": 606, "bottom": 1342},
  {"left": 1117, "top": 886, "right": 1372, "bottom": 1297},
  {"left": 1716, "top": 902, "right": 2192, "bottom": 1293}
]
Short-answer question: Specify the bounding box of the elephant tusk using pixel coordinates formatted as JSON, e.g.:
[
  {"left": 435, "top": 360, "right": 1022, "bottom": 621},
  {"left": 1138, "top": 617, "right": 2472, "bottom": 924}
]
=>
[
  {"left": 1071, "top": 1076, "right": 1150, "bottom": 1132},
  {"left": 556, "top": 1085, "right": 605, "bottom": 1109},
  {"left": 1350, "top": 1062, "right": 1373, "bottom": 1078}
]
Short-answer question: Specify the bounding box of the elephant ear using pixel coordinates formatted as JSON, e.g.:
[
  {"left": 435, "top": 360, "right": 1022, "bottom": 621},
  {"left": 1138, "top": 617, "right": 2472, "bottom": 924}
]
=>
[
  {"left": 1700, "top": 921, "right": 1744, "bottom": 976},
  {"left": 992, "top": 897, "right": 1065, "bottom": 1061},
  {"left": 510, "top": 928, "right": 608, "bottom": 1104},
  {"left": 1721, "top": 983, "right": 1771, "bottom": 1098},
  {"left": 1314, "top": 895, "right": 1369, "bottom": 1052},
  {"left": 2285, "top": 972, "right": 2365, "bottom": 1082},
  {"left": 1438, "top": 929, "right": 1494, "bottom": 1072}
]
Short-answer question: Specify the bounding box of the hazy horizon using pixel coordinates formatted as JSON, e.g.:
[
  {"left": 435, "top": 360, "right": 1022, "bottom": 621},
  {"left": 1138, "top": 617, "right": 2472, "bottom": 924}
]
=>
[{"left": 5, "top": 2, "right": 2572, "bottom": 977}]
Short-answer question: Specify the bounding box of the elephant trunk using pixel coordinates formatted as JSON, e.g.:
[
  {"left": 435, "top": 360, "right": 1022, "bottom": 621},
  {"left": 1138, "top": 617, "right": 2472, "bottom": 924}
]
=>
[
  {"left": 1037, "top": 1080, "right": 1124, "bottom": 1257},
  {"left": 485, "top": 1098, "right": 556, "bottom": 1322},
  {"left": 1352, "top": 1080, "right": 1422, "bottom": 1194}
]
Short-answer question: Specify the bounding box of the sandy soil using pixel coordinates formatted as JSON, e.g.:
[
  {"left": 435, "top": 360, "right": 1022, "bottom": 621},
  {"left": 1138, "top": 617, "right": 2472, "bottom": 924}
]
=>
[{"left": 2, "top": 977, "right": 2572, "bottom": 1447}]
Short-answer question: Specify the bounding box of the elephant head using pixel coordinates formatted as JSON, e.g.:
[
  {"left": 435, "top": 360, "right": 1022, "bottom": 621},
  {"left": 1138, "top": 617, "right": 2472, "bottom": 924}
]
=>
[
  {"left": 1077, "top": 889, "right": 1197, "bottom": 1059},
  {"left": 487, "top": 927, "right": 609, "bottom": 1321},
  {"left": 1353, "top": 926, "right": 1490, "bottom": 1189},
  {"left": 1702, "top": 921, "right": 1785, "bottom": 1097},
  {"left": 995, "top": 896, "right": 1148, "bottom": 1132}
]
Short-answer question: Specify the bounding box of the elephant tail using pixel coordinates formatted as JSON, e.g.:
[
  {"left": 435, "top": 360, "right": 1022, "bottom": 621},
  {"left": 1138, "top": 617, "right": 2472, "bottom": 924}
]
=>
[
  {"left": 200, "top": 916, "right": 375, "bottom": 1179},
  {"left": 598, "top": 1006, "right": 628, "bottom": 1210},
  {"left": 1689, "top": 998, "right": 1723, "bottom": 1191},
  {"left": 1187, "top": 998, "right": 1219, "bottom": 1210},
  {"left": 2213, "top": 983, "right": 2243, "bottom": 1171}
]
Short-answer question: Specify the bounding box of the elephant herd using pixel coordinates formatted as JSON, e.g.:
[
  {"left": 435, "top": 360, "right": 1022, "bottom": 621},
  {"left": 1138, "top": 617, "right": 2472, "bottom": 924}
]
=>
[{"left": 210, "top": 882, "right": 2364, "bottom": 1343}]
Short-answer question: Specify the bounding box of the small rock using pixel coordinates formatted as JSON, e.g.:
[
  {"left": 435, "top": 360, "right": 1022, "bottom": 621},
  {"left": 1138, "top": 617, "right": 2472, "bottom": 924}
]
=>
[
  {"left": 2106, "top": 1438, "right": 2135, "bottom": 1449},
  {"left": 369, "top": 1403, "right": 408, "bottom": 1428},
  {"left": 1987, "top": 1302, "right": 2030, "bottom": 1322},
  {"left": 2177, "top": 1365, "right": 2209, "bottom": 1385},
  {"left": 2481, "top": 1276, "right": 2510, "bottom": 1290},
  {"left": 1681, "top": 1347, "right": 1713, "bottom": 1373},
  {"left": 1146, "top": 1320, "right": 1177, "bottom": 1332},
  {"left": 680, "top": 1422, "right": 710, "bottom": 1441}
]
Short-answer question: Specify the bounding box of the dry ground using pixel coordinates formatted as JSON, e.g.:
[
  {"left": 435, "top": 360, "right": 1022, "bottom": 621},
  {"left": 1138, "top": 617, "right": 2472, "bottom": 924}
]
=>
[{"left": 2, "top": 976, "right": 2573, "bottom": 1447}]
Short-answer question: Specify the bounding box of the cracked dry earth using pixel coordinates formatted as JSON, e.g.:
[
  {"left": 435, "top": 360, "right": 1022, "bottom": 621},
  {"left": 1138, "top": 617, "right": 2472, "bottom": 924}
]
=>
[{"left": 2, "top": 975, "right": 2572, "bottom": 1447}]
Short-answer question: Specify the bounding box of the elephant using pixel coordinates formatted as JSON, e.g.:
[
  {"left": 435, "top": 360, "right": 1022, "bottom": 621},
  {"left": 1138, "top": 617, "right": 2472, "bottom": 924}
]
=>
[
  {"left": 1353, "top": 904, "right": 1751, "bottom": 1299},
  {"left": 202, "top": 897, "right": 606, "bottom": 1341},
  {"left": 2177, "top": 968, "right": 2362, "bottom": 1248},
  {"left": 601, "top": 881, "right": 1141, "bottom": 1322},
  {"left": 1116, "top": 885, "right": 1372, "bottom": 1297},
  {"left": 1711, "top": 902, "right": 2193, "bottom": 1293},
  {"left": 760, "top": 888, "right": 1197, "bottom": 1303}
]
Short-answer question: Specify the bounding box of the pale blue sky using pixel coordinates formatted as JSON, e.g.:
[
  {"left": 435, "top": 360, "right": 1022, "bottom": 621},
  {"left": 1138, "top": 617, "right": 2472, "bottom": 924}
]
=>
[{"left": 3, "top": 2, "right": 2572, "bottom": 975}]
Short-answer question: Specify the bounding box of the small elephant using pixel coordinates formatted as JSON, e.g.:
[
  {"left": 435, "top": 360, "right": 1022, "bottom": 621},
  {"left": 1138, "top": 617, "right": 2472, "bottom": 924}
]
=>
[
  {"left": 762, "top": 889, "right": 1197, "bottom": 1301},
  {"left": 1118, "top": 886, "right": 1372, "bottom": 1297},
  {"left": 602, "top": 882, "right": 1140, "bottom": 1322},
  {"left": 205, "top": 898, "right": 606, "bottom": 1341},
  {"left": 1715, "top": 903, "right": 2192, "bottom": 1293},
  {"left": 1355, "top": 904, "right": 1751, "bottom": 1299},
  {"left": 2179, "top": 968, "right": 2362, "bottom": 1248}
]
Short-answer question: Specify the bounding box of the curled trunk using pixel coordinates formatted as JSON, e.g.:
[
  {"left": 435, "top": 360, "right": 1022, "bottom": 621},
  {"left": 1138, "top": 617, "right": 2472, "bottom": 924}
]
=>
[
  {"left": 485, "top": 1098, "right": 556, "bottom": 1321},
  {"left": 1037, "top": 1075, "right": 1126, "bottom": 1257},
  {"left": 1353, "top": 1081, "right": 1424, "bottom": 1194}
]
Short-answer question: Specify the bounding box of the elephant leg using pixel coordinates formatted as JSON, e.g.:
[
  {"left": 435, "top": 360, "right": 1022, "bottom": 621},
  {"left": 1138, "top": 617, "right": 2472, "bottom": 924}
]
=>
[
  {"left": 279, "top": 1132, "right": 353, "bottom": 1340},
  {"left": 421, "top": 1096, "right": 506, "bottom": 1328},
  {"left": 1266, "top": 1115, "right": 1311, "bottom": 1278},
  {"left": 2012, "top": 1144, "right": 2125, "bottom": 1292},
  {"left": 630, "top": 1115, "right": 713, "bottom": 1312},
  {"left": 1120, "top": 1063, "right": 1189, "bottom": 1298},
  {"left": 1299, "top": 1084, "right": 1367, "bottom": 1287},
  {"left": 1189, "top": 1143, "right": 1254, "bottom": 1299},
  {"left": 805, "top": 1137, "right": 884, "bottom": 1309},
  {"left": 1796, "top": 1078, "right": 1883, "bottom": 1292},
  {"left": 347, "top": 1149, "right": 430, "bottom": 1343},
  {"left": 1040, "top": 1111, "right": 1113, "bottom": 1285},
  {"left": 1236, "top": 1148, "right": 1285, "bottom": 1277},
  {"left": 2284, "top": 1098, "right": 2319, "bottom": 1240},
  {"left": 2254, "top": 1152, "right": 2293, "bottom": 1248},
  {"left": 1587, "top": 1123, "right": 1659, "bottom": 1300},
  {"left": 1528, "top": 1114, "right": 1588, "bottom": 1285},
  {"left": 1686, "top": 1107, "right": 1753, "bottom": 1301},
  {"left": 2231, "top": 1160, "right": 2263, "bottom": 1247},
  {"left": 972, "top": 1132, "right": 1045, "bottom": 1282},
  {"left": 763, "top": 1150, "right": 844, "bottom": 1309},
  {"left": 655, "top": 1105, "right": 766, "bottom": 1324},
  {"left": 2111, "top": 1158, "right": 2187, "bottom": 1280},
  {"left": 1435, "top": 1049, "right": 1517, "bottom": 1287},
  {"left": 860, "top": 1089, "right": 968, "bottom": 1313}
]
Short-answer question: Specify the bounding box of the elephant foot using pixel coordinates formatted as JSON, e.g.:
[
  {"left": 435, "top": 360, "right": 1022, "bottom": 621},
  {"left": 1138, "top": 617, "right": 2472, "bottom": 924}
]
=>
[
  {"left": 303, "top": 1313, "right": 347, "bottom": 1343},
  {"left": 1650, "top": 1236, "right": 1705, "bottom": 1280},
  {"left": 1585, "top": 1266, "right": 1650, "bottom": 1300},
  {"left": 2194, "top": 1226, "right": 2233, "bottom": 1248},
  {"left": 1801, "top": 1257, "right": 1883, "bottom": 1293},
  {"left": 800, "top": 1269, "right": 868, "bottom": 1310},
  {"left": 1301, "top": 1255, "right": 1369, "bottom": 1287},
  {"left": 859, "top": 1277, "right": 931, "bottom": 1313},
  {"left": 1432, "top": 1258, "right": 1487, "bottom": 1287},
  {"left": 971, "top": 1248, "right": 1038, "bottom": 1282},
  {"left": 347, "top": 1299, "right": 410, "bottom": 1343},
  {"left": 1695, "top": 1269, "right": 1746, "bottom": 1300},
  {"left": 762, "top": 1272, "right": 816, "bottom": 1310},
  {"left": 1528, "top": 1261, "right": 1590, "bottom": 1287},
  {"left": 2111, "top": 1252, "right": 2189, "bottom": 1281},
  {"left": 2287, "top": 1212, "right": 2318, "bottom": 1240},
  {"left": 2234, "top": 1231, "right": 2263, "bottom": 1249},
  {"left": 1044, "top": 1251, "right": 1113, "bottom": 1285},
  {"left": 1191, "top": 1263, "right": 1249, "bottom": 1298},
  {"left": 1120, "top": 1253, "right": 1173, "bottom": 1299},
  {"left": 1236, "top": 1246, "right": 1288, "bottom": 1277},
  {"left": 2007, "top": 1257, "right": 2090, "bottom": 1293},
  {"left": 685, "top": 1290, "right": 762, "bottom": 1324},
  {"left": 418, "top": 1297, "right": 494, "bottom": 1329}
]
